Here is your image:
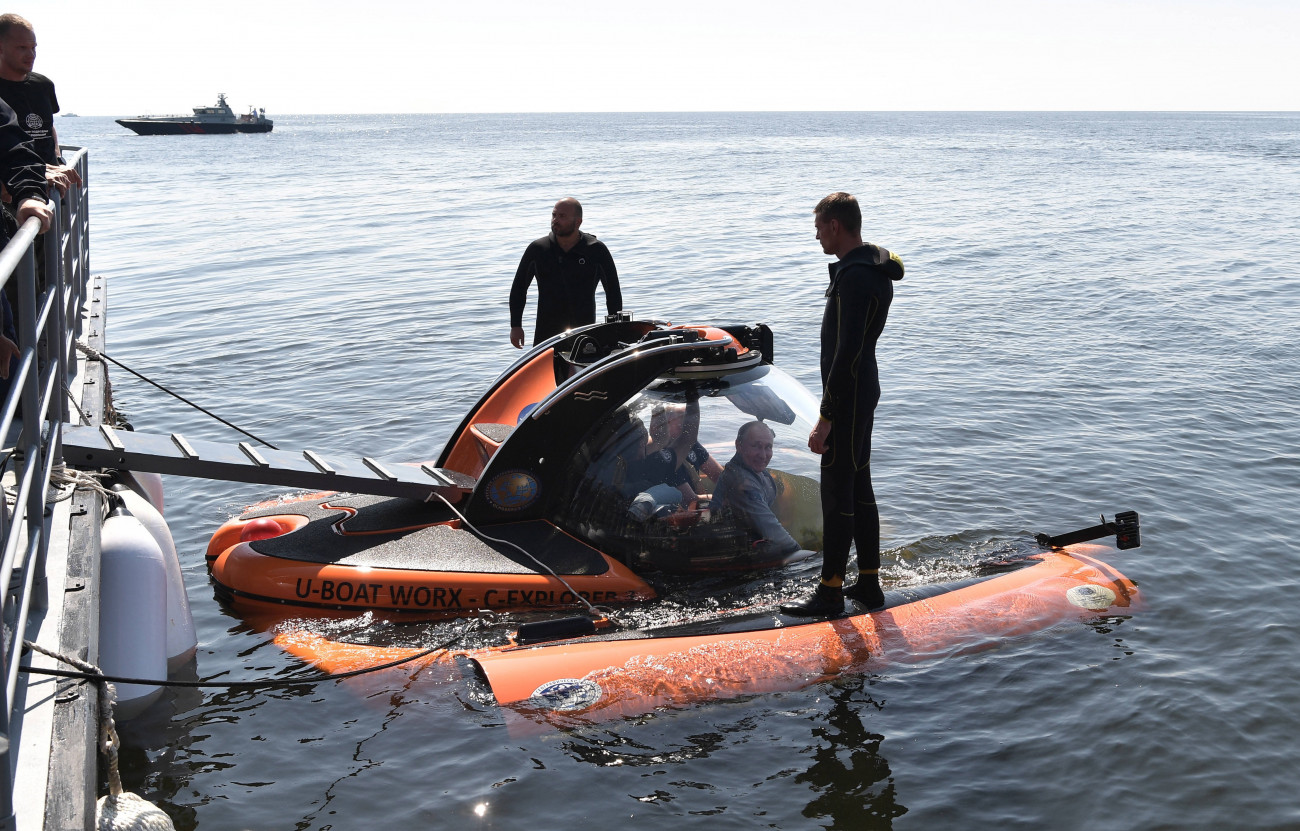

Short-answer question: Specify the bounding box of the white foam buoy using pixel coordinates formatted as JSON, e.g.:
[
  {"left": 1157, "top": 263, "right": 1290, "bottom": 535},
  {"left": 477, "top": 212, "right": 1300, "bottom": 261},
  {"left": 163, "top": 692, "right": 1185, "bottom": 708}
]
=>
[
  {"left": 98, "top": 496, "right": 168, "bottom": 720},
  {"left": 110, "top": 477, "right": 197, "bottom": 670}
]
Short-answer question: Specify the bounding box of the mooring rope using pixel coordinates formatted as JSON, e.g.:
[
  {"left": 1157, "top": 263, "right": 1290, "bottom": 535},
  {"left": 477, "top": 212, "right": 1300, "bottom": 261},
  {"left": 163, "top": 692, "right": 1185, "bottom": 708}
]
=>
[
  {"left": 23, "top": 640, "right": 126, "bottom": 797},
  {"left": 20, "top": 620, "right": 479, "bottom": 690},
  {"left": 74, "top": 341, "right": 279, "bottom": 449}
]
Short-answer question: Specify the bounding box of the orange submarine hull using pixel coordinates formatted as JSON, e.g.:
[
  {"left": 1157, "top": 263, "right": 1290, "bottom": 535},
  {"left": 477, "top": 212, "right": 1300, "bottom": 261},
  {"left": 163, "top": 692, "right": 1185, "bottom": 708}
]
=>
[
  {"left": 206, "top": 499, "right": 656, "bottom": 616},
  {"left": 273, "top": 541, "right": 1139, "bottom": 727}
]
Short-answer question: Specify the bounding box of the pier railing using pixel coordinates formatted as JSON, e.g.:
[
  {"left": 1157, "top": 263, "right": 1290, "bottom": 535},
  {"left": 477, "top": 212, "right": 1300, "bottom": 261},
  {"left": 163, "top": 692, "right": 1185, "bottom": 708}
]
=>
[{"left": 0, "top": 149, "right": 92, "bottom": 830}]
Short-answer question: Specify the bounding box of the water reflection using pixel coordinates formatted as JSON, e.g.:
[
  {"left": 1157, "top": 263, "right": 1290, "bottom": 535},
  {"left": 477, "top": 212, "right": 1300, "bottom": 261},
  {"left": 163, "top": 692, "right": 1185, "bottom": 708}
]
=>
[
  {"left": 796, "top": 678, "right": 906, "bottom": 829},
  {"left": 554, "top": 678, "right": 908, "bottom": 826}
]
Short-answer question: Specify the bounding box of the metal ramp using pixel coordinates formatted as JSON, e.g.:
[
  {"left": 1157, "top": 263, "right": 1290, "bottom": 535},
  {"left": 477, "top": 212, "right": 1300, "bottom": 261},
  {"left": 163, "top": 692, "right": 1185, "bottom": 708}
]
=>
[{"left": 60, "top": 425, "right": 475, "bottom": 502}]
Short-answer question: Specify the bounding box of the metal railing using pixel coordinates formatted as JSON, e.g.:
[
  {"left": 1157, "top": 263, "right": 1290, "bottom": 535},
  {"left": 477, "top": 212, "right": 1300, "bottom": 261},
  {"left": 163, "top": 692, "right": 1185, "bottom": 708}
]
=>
[{"left": 0, "top": 149, "right": 92, "bottom": 829}]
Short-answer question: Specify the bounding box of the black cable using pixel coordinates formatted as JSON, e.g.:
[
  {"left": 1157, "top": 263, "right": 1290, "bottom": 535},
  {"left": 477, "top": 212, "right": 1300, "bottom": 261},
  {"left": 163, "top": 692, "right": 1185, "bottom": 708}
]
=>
[
  {"left": 78, "top": 343, "right": 279, "bottom": 449},
  {"left": 21, "top": 629, "right": 469, "bottom": 689}
]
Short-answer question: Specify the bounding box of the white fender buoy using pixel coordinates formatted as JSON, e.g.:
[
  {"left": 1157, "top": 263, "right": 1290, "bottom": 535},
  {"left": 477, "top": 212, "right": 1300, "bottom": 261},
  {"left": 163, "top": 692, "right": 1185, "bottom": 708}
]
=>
[
  {"left": 118, "top": 469, "right": 165, "bottom": 515},
  {"left": 110, "top": 480, "right": 197, "bottom": 670},
  {"left": 99, "top": 497, "right": 168, "bottom": 720}
]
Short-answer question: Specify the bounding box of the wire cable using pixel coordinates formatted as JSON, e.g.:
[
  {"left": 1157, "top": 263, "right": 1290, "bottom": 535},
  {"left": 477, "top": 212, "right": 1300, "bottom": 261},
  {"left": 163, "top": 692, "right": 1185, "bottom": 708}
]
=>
[
  {"left": 74, "top": 341, "right": 279, "bottom": 448},
  {"left": 431, "top": 492, "right": 618, "bottom": 623},
  {"left": 21, "top": 622, "right": 476, "bottom": 689}
]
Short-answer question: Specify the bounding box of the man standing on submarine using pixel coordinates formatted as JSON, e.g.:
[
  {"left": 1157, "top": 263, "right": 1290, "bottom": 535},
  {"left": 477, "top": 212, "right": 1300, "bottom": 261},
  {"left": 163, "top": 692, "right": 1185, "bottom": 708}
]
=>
[{"left": 781, "top": 191, "right": 904, "bottom": 617}]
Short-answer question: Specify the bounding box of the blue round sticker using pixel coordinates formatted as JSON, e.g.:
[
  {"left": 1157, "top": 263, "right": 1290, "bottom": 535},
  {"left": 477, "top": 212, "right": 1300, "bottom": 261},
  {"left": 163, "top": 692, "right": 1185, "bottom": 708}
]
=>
[
  {"left": 485, "top": 470, "right": 540, "bottom": 511},
  {"left": 530, "top": 678, "right": 603, "bottom": 712}
]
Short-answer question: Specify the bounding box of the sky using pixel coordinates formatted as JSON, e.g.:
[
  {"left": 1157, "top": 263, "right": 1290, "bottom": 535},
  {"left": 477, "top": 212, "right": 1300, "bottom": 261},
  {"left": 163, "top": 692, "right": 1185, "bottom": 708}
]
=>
[{"left": 28, "top": 0, "right": 1300, "bottom": 115}]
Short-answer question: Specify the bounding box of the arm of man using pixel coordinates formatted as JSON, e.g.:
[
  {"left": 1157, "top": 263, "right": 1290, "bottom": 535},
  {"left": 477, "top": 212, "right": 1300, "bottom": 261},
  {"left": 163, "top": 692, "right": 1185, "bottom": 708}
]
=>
[
  {"left": 0, "top": 101, "right": 46, "bottom": 214},
  {"left": 594, "top": 241, "right": 622, "bottom": 315},
  {"left": 819, "top": 267, "right": 881, "bottom": 428},
  {"left": 508, "top": 243, "right": 539, "bottom": 348},
  {"left": 45, "top": 166, "right": 75, "bottom": 196},
  {"left": 809, "top": 416, "right": 832, "bottom": 455},
  {"left": 732, "top": 474, "right": 800, "bottom": 554},
  {"left": 700, "top": 454, "right": 724, "bottom": 482},
  {"left": 0, "top": 334, "right": 16, "bottom": 379},
  {"left": 16, "top": 198, "right": 52, "bottom": 233}
]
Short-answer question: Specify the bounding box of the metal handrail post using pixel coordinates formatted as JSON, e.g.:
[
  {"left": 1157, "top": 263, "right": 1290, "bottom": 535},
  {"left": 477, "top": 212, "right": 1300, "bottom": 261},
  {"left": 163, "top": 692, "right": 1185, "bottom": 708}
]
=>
[{"left": 45, "top": 193, "right": 68, "bottom": 425}]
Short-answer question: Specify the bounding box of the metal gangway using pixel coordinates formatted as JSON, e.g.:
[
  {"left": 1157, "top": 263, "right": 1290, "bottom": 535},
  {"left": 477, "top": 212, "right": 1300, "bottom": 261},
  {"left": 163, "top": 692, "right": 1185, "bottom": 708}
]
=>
[{"left": 60, "top": 424, "right": 473, "bottom": 501}]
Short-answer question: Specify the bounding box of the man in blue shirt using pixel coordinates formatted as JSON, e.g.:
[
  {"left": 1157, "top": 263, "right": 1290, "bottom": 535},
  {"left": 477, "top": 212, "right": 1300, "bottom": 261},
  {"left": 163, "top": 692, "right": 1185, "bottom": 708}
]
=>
[{"left": 713, "top": 420, "right": 801, "bottom": 559}]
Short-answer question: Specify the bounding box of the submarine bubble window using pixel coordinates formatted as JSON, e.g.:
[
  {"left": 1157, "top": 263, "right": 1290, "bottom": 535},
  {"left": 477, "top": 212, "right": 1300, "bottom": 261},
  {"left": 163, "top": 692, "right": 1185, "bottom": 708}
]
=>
[{"left": 555, "top": 364, "right": 824, "bottom": 573}]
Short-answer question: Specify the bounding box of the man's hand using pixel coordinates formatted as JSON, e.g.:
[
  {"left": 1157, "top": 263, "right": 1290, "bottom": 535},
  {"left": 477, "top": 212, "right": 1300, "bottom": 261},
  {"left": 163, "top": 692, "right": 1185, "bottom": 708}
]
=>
[
  {"left": 46, "top": 164, "right": 81, "bottom": 196},
  {"left": 510, "top": 326, "right": 526, "bottom": 349},
  {"left": 15, "top": 198, "right": 51, "bottom": 233},
  {"left": 808, "top": 417, "right": 832, "bottom": 455},
  {"left": 0, "top": 335, "right": 18, "bottom": 379}
]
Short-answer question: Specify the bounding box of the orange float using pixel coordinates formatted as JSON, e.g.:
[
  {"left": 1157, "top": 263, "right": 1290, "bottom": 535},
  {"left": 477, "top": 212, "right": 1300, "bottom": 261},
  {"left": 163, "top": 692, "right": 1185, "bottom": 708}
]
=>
[{"left": 273, "top": 533, "right": 1140, "bottom": 727}]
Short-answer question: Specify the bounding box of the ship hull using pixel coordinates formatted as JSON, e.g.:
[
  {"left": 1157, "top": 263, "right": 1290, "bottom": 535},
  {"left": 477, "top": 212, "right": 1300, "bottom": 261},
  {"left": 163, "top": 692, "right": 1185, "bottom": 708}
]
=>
[{"left": 115, "top": 119, "right": 273, "bottom": 135}]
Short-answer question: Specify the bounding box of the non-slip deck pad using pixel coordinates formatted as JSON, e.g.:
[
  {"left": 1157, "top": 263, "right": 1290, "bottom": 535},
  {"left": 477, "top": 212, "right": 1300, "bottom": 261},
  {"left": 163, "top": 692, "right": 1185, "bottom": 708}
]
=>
[
  {"left": 241, "top": 492, "right": 457, "bottom": 532},
  {"left": 243, "top": 493, "right": 609, "bottom": 576}
]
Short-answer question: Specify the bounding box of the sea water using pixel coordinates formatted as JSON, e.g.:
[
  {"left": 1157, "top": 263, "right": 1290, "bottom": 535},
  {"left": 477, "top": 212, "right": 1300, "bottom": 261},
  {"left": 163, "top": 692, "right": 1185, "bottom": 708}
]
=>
[{"left": 62, "top": 111, "right": 1300, "bottom": 829}]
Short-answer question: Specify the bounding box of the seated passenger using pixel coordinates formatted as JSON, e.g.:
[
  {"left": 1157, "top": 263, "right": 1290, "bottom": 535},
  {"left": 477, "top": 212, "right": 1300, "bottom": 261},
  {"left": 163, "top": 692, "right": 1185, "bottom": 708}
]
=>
[
  {"left": 624, "top": 390, "right": 723, "bottom": 521},
  {"left": 713, "top": 421, "right": 800, "bottom": 557}
]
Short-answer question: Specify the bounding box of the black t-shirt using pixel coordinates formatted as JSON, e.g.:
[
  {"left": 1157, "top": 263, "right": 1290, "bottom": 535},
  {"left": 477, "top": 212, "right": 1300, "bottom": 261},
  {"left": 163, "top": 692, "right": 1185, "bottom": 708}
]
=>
[
  {"left": 0, "top": 72, "right": 59, "bottom": 163},
  {"left": 627, "top": 441, "right": 710, "bottom": 488}
]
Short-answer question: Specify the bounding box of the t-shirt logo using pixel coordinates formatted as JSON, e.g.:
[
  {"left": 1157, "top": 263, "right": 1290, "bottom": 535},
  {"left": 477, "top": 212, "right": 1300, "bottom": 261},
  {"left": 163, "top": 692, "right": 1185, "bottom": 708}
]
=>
[{"left": 24, "top": 113, "right": 42, "bottom": 131}]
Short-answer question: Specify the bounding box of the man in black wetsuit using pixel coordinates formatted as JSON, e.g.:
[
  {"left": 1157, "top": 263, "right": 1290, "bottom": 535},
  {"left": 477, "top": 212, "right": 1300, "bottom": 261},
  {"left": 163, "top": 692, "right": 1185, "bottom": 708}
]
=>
[
  {"left": 508, "top": 197, "right": 622, "bottom": 348},
  {"left": 781, "top": 192, "right": 904, "bottom": 617}
]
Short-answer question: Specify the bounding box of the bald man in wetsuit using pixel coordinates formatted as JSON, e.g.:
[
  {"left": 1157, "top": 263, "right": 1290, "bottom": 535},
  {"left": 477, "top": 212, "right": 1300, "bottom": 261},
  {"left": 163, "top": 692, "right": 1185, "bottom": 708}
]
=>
[
  {"left": 781, "top": 192, "right": 904, "bottom": 617},
  {"left": 509, "top": 197, "right": 622, "bottom": 348}
]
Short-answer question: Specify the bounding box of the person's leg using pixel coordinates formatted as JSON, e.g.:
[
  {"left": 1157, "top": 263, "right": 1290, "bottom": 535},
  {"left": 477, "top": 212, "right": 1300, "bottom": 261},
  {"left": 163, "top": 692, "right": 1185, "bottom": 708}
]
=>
[
  {"left": 780, "top": 444, "right": 853, "bottom": 617},
  {"left": 819, "top": 457, "right": 854, "bottom": 584},
  {"left": 843, "top": 465, "right": 884, "bottom": 609},
  {"left": 627, "top": 483, "right": 684, "bottom": 521}
]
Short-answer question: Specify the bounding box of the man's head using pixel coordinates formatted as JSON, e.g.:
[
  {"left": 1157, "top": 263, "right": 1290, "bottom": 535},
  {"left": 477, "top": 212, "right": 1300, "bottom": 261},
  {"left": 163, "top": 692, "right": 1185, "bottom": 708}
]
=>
[
  {"left": 650, "top": 402, "right": 687, "bottom": 445},
  {"left": 814, "top": 192, "right": 864, "bottom": 258},
  {"left": 550, "top": 198, "right": 583, "bottom": 238},
  {"left": 0, "top": 14, "right": 36, "bottom": 81},
  {"left": 734, "top": 421, "right": 775, "bottom": 472}
]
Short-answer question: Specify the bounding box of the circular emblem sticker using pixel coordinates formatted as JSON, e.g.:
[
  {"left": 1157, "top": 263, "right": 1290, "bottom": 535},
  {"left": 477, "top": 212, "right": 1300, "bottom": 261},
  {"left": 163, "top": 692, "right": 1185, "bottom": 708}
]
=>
[
  {"left": 530, "top": 678, "right": 603, "bottom": 712},
  {"left": 485, "top": 470, "right": 540, "bottom": 511},
  {"left": 1066, "top": 584, "right": 1117, "bottom": 611}
]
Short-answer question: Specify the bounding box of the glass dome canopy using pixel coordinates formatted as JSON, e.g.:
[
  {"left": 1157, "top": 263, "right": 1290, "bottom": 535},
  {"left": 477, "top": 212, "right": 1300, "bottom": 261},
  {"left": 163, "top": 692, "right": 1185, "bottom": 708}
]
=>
[{"left": 555, "top": 364, "right": 823, "bottom": 573}]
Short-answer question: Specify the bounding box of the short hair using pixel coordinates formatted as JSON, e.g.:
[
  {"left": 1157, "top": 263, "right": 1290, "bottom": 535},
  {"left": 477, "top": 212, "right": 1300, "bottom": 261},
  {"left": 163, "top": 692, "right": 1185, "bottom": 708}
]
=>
[
  {"left": 650, "top": 401, "right": 683, "bottom": 420},
  {"left": 558, "top": 197, "right": 583, "bottom": 220},
  {"left": 814, "top": 192, "right": 861, "bottom": 236},
  {"left": 0, "top": 14, "right": 34, "bottom": 39},
  {"left": 735, "top": 420, "right": 775, "bottom": 444}
]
